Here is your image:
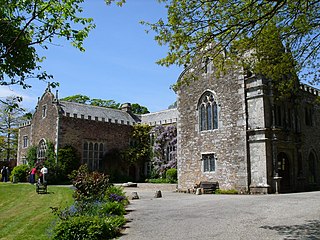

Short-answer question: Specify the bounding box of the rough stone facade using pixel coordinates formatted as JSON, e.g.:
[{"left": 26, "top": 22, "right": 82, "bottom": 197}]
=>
[
  {"left": 177, "top": 63, "right": 320, "bottom": 194},
  {"left": 177, "top": 68, "right": 248, "bottom": 193},
  {"left": 17, "top": 87, "right": 178, "bottom": 181},
  {"left": 17, "top": 69, "right": 319, "bottom": 193}
]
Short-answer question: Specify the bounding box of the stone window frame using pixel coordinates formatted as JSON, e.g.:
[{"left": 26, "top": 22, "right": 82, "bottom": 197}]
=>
[
  {"left": 37, "top": 139, "right": 47, "bottom": 162},
  {"left": 197, "top": 90, "right": 218, "bottom": 132},
  {"left": 23, "top": 136, "right": 28, "bottom": 148},
  {"left": 83, "top": 140, "right": 104, "bottom": 171},
  {"left": 42, "top": 105, "right": 47, "bottom": 118},
  {"left": 201, "top": 152, "right": 216, "bottom": 173}
]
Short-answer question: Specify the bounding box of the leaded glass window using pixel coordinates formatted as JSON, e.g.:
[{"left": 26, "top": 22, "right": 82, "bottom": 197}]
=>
[{"left": 199, "top": 92, "right": 218, "bottom": 131}]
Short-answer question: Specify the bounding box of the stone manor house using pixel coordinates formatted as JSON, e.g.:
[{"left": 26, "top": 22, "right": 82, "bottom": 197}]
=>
[{"left": 17, "top": 64, "right": 320, "bottom": 194}]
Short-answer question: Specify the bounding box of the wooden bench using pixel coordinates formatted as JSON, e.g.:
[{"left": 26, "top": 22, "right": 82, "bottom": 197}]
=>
[
  {"left": 36, "top": 181, "right": 47, "bottom": 194},
  {"left": 197, "top": 181, "right": 219, "bottom": 194}
]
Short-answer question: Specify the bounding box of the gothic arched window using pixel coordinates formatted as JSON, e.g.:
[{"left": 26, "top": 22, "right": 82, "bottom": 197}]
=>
[
  {"left": 198, "top": 91, "right": 218, "bottom": 131},
  {"left": 37, "top": 139, "right": 47, "bottom": 162}
]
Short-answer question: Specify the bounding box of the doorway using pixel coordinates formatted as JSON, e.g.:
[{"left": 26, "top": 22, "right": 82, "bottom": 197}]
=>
[{"left": 277, "top": 152, "right": 291, "bottom": 192}]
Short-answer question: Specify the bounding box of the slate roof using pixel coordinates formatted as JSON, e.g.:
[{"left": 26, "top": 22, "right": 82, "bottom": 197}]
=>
[
  {"left": 140, "top": 108, "right": 178, "bottom": 126},
  {"left": 59, "top": 101, "right": 137, "bottom": 125}
]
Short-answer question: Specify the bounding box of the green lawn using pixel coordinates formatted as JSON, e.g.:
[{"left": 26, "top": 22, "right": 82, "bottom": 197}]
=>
[{"left": 0, "top": 183, "right": 73, "bottom": 240}]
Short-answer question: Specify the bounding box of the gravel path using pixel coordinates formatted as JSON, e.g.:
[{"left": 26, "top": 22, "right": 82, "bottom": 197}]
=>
[{"left": 120, "top": 184, "right": 320, "bottom": 240}]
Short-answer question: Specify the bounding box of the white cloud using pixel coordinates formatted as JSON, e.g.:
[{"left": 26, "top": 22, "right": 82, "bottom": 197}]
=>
[{"left": 0, "top": 86, "right": 37, "bottom": 110}]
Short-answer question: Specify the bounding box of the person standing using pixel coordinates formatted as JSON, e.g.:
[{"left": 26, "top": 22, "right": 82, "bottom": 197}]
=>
[
  {"left": 29, "top": 167, "right": 37, "bottom": 184},
  {"left": 40, "top": 166, "right": 48, "bottom": 182},
  {"left": 6, "top": 167, "right": 10, "bottom": 182},
  {"left": 1, "top": 166, "right": 7, "bottom": 182}
]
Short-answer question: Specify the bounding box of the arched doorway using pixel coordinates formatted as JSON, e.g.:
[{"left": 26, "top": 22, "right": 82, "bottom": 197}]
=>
[{"left": 277, "top": 152, "right": 291, "bottom": 192}]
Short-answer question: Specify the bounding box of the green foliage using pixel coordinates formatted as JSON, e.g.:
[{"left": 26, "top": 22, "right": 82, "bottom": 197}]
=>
[
  {"left": 145, "top": 178, "right": 171, "bottom": 184},
  {"left": 90, "top": 99, "right": 120, "bottom": 109},
  {"left": 26, "top": 145, "right": 37, "bottom": 167},
  {"left": 166, "top": 168, "right": 177, "bottom": 183},
  {"left": 51, "top": 215, "right": 126, "bottom": 240},
  {"left": 143, "top": 0, "right": 320, "bottom": 88},
  {"left": 0, "top": 96, "right": 25, "bottom": 161},
  {"left": 0, "top": 0, "right": 95, "bottom": 88},
  {"left": 131, "top": 103, "right": 150, "bottom": 114},
  {"left": 61, "top": 94, "right": 90, "bottom": 104},
  {"left": 11, "top": 164, "right": 29, "bottom": 182},
  {"left": 61, "top": 95, "right": 150, "bottom": 112},
  {"left": 123, "top": 124, "right": 152, "bottom": 165},
  {"left": 215, "top": 189, "right": 238, "bottom": 195},
  {"left": 105, "top": 185, "right": 129, "bottom": 206},
  {"left": 100, "top": 201, "right": 126, "bottom": 216},
  {"left": 70, "top": 165, "right": 109, "bottom": 202},
  {"left": 57, "top": 145, "right": 80, "bottom": 182}
]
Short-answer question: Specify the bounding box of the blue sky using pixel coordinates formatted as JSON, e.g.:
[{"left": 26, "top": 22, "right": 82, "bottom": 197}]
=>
[{"left": 0, "top": 0, "right": 182, "bottom": 113}]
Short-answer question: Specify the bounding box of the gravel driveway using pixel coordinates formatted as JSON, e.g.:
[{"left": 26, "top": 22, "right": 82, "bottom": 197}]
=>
[{"left": 120, "top": 184, "right": 320, "bottom": 240}]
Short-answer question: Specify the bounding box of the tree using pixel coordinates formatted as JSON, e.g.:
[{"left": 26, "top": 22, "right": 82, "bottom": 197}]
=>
[
  {"left": 90, "top": 99, "right": 121, "bottom": 109},
  {"left": 61, "top": 94, "right": 90, "bottom": 104},
  {"left": 123, "top": 124, "right": 152, "bottom": 165},
  {"left": 62, "top": 95, "right": 150, "bottom": 112},
  {"left": 0, "top": 0, "right": 95, "bottom": 89},
  {"left": 143, "top": 0, "right": 320, "bottom": 88},
  {"left": 0, "top": 96, "right": 25, "bottom": 161},
  {"left": 131, "top": 103, "right": 150, "bottom": 114}
]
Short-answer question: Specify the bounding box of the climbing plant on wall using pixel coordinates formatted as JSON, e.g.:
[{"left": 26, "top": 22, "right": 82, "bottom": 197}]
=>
[{"left": 152, "top": 125, "right": 177, "bottom": 177}]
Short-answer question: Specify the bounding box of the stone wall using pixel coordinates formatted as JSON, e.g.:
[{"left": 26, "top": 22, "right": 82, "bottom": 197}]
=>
[
  {"left": 59, "top": 116, "right": 133, "bottom": 160},
  {"left": 177, "top": 68, "right": 248, "bottom": 192}
]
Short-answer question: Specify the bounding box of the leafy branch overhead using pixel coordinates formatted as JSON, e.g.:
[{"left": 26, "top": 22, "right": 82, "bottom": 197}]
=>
[
  {"left": 0, "top": 0, "right": 95, "bottom": 88},
  {"left": 142, "top": 0, "right": 320, "bottom": 88}
]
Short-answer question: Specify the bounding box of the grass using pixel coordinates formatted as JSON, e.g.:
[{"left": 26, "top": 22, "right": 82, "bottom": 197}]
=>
[{"left": 0, "top": 182, "right": 73, "bottom": 240}]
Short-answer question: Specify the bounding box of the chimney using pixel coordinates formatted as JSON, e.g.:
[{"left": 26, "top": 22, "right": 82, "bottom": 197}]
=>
[{"left": 121, "top": 103, "right": 131, "bottom": 112}]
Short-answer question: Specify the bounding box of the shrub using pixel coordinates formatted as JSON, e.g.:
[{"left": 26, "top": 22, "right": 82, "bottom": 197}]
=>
[
  {"left": 57, "top": 145, "right": 80, "bottom": 182},
  {"left": 70, "top": 165, "right": 109, "bottom": 202},
  {"left": 100, "top": 201, "right": 126, "bottom": 216},
  {"left": 11, "top": 164, "right": 29, "bottom": 182},
  {"left": 215, "top": 189, "right": 238, "bottom": 194},
  {"left": 166, "top": 168, "right": 177, "bottom": 183},
  {"left": 105, "top": 185, "right": 128, "bottom": 205},
  {"left": 51, "top": 215, "right": 126, "bottom": 240},
  {"left": 145, "top": 178, "right": 171, "bottom": 184}
]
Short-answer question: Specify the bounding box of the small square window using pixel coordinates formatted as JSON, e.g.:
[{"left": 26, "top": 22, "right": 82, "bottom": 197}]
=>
[
  {"left": 73, "top": 114, "right": 77, "bottom": 118},
  {"left": 95, "top": 117, "right": 99, "bottom": 121},
  {"left": 88, "top": 116, "right": 91, "bottom": 120},
  {"left": 202, "top": 153, "right": 215, "bottom": 172},
  {"left": 81, "top": 115, "right": 84, "bottom": 119}
]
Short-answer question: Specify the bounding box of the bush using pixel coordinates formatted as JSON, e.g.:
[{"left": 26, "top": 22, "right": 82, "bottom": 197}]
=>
[
  {"left": 145, "top": 178, "right": 171, "bottom": 184},
  {"left": 11, "top": 164, "right": 29, "bottom": 182},
  {"left": 105, "top": 185, "right": 128, "bottom": 206},
  {"left": 70, "top": 165, "right": 109, "bottom": 202},
  {"left": 51, "top": 215, "right": 126, "bottom": 240},
  {"left": 166, "top": 168, "right": 177, "bottom": 183},
  {"left": 100, "top": 201, "right": 126, "bottom": 216},
  {"left": 215, "top": 189, "right": 238, "bottom": 194}
]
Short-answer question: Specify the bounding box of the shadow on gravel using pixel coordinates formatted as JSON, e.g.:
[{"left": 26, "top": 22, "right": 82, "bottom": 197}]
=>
[{"left": 261, "top": 220, "right": 320, "bottom": 239}]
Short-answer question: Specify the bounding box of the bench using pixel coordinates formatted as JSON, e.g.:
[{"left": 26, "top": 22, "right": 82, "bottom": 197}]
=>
[
  {"left": 196, "top": 181, "right": 219, "bottom": 194},
  {"left": 36, "top": 181, "right": 47, "bottom": 194}
]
